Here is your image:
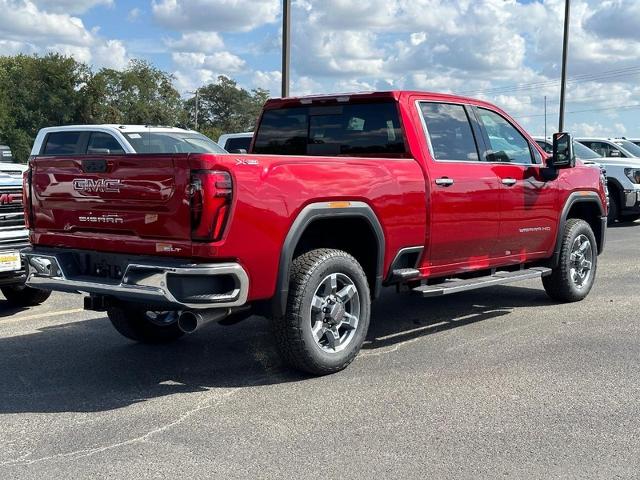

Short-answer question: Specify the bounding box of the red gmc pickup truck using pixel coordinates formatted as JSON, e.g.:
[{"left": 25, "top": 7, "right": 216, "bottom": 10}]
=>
[{"left": 23, "top": 91, "right": 607, "bottom": 375}]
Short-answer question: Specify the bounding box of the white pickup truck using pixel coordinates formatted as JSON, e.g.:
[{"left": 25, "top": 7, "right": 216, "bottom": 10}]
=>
[{"left": 0, "top": 157, "right": 51, "bottom": 306}]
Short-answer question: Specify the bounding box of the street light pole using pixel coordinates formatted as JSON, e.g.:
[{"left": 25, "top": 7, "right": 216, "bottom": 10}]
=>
[
  {"left": 558, "top": 0, "right": 571, "bottom": 132},
  {"left": 281, "top": 0, "right": 291, "bottom": 98}
]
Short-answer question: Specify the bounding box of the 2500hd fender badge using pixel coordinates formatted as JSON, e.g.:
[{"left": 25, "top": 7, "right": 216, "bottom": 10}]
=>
[{"left": 72, "top": 178, "right": 122, "bottom": 193}]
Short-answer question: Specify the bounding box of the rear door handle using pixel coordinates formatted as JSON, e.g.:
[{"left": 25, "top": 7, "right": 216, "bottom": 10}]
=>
[
  {"left": 501, "top": 178, "right": 517, "bottom": 186},
  {"left": 435, "top": 177, "right": 454, "bottom": 187}
]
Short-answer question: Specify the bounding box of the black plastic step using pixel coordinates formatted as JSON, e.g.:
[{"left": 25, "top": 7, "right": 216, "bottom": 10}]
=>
[
  {"left": 390, "top": 268, "right": 421, "bottom": 282},
  {"left": 412, "top": 267, "right": 552, "bottom": 297}
]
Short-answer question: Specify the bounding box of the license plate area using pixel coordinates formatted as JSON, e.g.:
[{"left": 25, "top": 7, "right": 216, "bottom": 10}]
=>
[{"left": 0, "top": 250, "right": 22, "bottom": 273}]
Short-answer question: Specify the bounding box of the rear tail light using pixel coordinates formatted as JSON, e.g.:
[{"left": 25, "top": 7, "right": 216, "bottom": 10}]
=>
[{"left": 189, "top": 170, "right": 233, "bottom": 241}]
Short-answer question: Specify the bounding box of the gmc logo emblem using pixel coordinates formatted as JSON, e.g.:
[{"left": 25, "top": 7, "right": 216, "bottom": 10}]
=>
[
  {"left": 0, "top": 193, "right": 21, "bottom": 205},
  {"left": 72, "top": 178, "right": 122, "bottom": 193}
]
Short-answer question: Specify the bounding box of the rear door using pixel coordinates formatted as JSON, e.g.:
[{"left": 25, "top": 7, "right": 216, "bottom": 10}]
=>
[
  {"left": 474, "top": 107, "right": 557, "bottom": 258},
  {"left": 416, "top": 101, "right": 502, "bottom": 273},
  {"left": 31, "top": 130, "right": 192, "bottom": 243}
]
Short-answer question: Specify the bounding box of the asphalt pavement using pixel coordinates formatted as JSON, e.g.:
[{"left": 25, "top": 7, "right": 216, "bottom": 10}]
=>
[{"left": 1, "top": 222, "right": 639, "bottom": 479}]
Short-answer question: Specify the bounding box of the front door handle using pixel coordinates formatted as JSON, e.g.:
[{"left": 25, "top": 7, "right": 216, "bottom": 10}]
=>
[
  {"left": 501, "top": 178, "right": 517, "bottom": 186},
  {"left": 435, "top": 177, "right": 454, "bottom": 187}
]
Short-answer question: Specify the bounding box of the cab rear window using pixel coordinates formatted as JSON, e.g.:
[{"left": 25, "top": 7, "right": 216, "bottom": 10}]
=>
[
  {"left": 43, "top": 132, "right": 83, "bottom": 155},
  {"left": 253, "top": 102, "right": 407, "bottom": 156}
]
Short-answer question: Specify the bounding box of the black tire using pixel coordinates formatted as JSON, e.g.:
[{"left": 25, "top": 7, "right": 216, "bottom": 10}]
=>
[
  {"left": 607, "top": 193, "right": 619, "bottom": 226},
  {"left": 543, "top": 218, "right": 597, "bottom": 302},
  {"left": 272, "top": 249, "right": 371, "bottom": 376},
  {"left": 107, "top": 304, "right": 184, "bottom": 344},
  {"left": 1, "top": 284, "right": 51, "bottom": 307}
]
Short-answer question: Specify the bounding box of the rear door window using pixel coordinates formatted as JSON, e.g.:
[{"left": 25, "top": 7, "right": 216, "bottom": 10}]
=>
[
  {"left": 419, "top": 102, "right": 479, "bottom": 161},
  {"left": 87, "top": 132, "right": 125, "bottom": 154},
  {"left": 42, "top": 132, "right": 84, "bottom": 156},
  {"left": 253, "top": 102, "right": 406, "bottom": 156}
]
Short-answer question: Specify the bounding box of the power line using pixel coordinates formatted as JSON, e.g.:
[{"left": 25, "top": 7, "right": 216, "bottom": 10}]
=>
[
  {"left": 517, "top": 103, "right": 640, "bottom": 119},
  {"left": 456, "top": 65, "right": 640, "bottom": 97}
]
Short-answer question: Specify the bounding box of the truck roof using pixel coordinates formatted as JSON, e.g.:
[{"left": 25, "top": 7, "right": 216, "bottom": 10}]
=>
[
  {"left": 37, "top": 125, "right": 195, "bottom": 135},
  {"left": 264, "top": 90, "right": 498, "bottom": 110}
]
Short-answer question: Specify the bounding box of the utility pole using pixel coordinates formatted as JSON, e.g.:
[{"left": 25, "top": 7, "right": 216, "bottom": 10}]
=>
[
  {"left": 188, "top": 90, "right": 200, "bottom": 130},
  {"left": 281, "top": 0, "right": 291, "bottom": 98},
  {"left": 544, "top": 95, "right": 547, "bottom": 139},
  {"left": 558, "top": 0, "right": 571, "bottom": 132}
]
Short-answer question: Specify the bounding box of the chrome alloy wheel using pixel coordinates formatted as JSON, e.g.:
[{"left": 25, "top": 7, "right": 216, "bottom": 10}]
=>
[
  {"left": 310, "top": 273, "right": 360, "bottom": 353},
  {"left": 569, "top": 234, "right": 594, "bottom": 289}
]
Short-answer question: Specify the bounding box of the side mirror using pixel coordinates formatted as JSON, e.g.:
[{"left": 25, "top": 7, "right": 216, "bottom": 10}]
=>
[
  {"left": 229, "top": 148, "right": 247, "bottom": 154},
  {"left": 610, "top": 150, "right": 621, "bottom": 158},
  {"left": 550, "top": 132, "right": 575, "bottom": 169}
]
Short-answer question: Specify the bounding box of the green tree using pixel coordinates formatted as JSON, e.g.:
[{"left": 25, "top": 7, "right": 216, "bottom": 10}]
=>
[
  {"left": 186, "top": 76, "right": 269, "bottom": 140},
  {"left": 0, "top": 54, "right": 91, "bottom": 162},
  {"left": 88, "top": 60, "right": 185, "bottom": 126}
]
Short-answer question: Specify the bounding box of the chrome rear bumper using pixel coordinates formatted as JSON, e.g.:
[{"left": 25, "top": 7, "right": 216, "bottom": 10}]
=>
[{"left": 23, "top": 249, "right": 249, "bottom": 310}]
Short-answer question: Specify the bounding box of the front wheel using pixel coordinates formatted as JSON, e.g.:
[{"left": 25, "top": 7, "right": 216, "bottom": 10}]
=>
[
  {"left": 607, "top": 193, "right": 619, "bottom": 226},
  {"left": 107, "top": 304, "right": 184, "bottom": 344},
  {"left": 1, "top": 284, "right": 52, "bottom": 307},
  {"left": 272, "top": 249, "right": 371, "bottom": 376},
  {"left": 543, "top": 218, "right": 597, "bottom": 302}
]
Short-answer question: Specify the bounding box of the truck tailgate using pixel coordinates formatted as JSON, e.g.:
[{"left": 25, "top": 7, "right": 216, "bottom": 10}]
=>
[{"left": 30, "top": 154, "right": 192, "bottom": 244}]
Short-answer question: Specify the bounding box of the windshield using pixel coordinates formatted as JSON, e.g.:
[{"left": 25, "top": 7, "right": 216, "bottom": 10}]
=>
[
  {"left": 613, "top": 139, "right": 640, "bottom": 157},
  {"left": 124, "top": 132, "right": 226, "bottom": 154},
  {"left": 573, "top": 142, "right": 601, "bottom": 160},
  {"left": 0, "top": 147, "right": 16, "bottom": 163}
]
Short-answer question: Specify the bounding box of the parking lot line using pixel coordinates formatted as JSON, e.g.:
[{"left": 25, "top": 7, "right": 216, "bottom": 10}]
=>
[{"left": 0, "top": 308, "right": 86, "bottom": 325}]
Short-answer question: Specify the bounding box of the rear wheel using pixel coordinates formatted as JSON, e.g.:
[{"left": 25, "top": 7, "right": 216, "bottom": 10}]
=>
[
  {"left": 107, "top": 304, "right": 184, "bottom": 344},
  {"left": 1, "top": 284, "right": 51, "bottom": 307},
  {"left": 543, "top": 218, "right": 597, "bottom": 302},
  {"left": 272, "top": 249, "right": 371, "bottom": 376}
]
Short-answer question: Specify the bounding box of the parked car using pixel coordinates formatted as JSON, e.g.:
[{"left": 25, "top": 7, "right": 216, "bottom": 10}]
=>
[
  {"left": 0, "top": 163, "right": 51, "bottom": 306},
  {"left": 22, "top": 91, "right": 606, "bottom": 375},
  {"left": 29, "top": 125, "right": 227, "bottom": 156},
  {"left": 576, "top": 138, "right": 640, "bottom": 159},
  {"left": 621, "top": 138, "right": 640, "bottom": 148},
  {"left": 0, "top": 145, "right": 15, "bottom": 163},
  {"left": 218, "top": 132, "right": 253, "bottom": 153},
  {"left": 537, "top": 137, "right": 640, "bottom": 224}
]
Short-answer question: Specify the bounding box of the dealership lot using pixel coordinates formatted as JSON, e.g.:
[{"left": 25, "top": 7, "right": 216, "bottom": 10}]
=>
[{"left": 0, "top": 223, "right": 638, "bottom": 479}]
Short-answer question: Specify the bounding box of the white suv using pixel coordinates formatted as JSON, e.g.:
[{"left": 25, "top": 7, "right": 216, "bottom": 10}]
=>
[
  {"left": 576, "top": 138, "right": 640, "bottom": 159},
  {"left": 217, "top": 132, "right": 253, "bottom": 153},
  {"left": 538, "top": 137, "right": 640, "bottom": 224},
  {"left": 31, "top": 125, "right": 226, "bottom": 156}
]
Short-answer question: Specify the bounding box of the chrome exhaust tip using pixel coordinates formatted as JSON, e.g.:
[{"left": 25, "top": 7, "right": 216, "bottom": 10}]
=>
[{"left": 177, "top": 308, "right": 231, "bottom": 334}]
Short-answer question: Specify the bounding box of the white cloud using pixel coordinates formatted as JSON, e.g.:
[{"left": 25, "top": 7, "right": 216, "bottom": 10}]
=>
[
  {"left": 0, "top": 0, "right": 130, "bottom": 70},
  {"left": 585, "top": 0, "right": 640, "bottom": 41},
  {"left": 152, "top": 0, "right": 280, "bottom": 32},
  {"left": 172, "top": 51, "right": 245, "bottom": 73},
  {"left": 166, "top": 32, "right": 225, "bottom": 53},
  {"left": 127, "top": 8, "right": 141, "bottom": 22},
  {"left": 93, "top": 39, "right": 130, "bottom": 69},
  {"left": 252, "top": 70, "right": 282, "bottom": 95},
  {"left": 32, "top": 0, "right": 112, "bottom": 14}
]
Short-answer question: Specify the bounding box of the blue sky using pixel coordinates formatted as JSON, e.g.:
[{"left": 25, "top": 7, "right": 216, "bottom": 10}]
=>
[{"left": 1, "top": 0, "right": 640, "bottom": 137}]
